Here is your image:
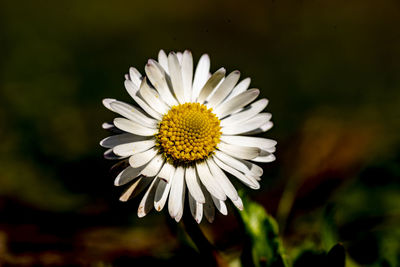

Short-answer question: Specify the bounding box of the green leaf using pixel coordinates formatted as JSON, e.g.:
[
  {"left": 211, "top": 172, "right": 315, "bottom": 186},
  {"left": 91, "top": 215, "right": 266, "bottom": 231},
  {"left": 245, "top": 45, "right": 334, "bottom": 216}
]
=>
[{"left": 238, "top": 192, "right": 289, "bottom": 267}]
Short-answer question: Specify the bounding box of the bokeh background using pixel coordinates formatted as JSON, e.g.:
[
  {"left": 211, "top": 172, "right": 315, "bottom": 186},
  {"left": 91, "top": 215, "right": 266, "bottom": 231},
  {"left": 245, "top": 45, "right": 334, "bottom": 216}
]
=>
[{"left": 1, "top": 0, "right": 399, "bottom": 266}]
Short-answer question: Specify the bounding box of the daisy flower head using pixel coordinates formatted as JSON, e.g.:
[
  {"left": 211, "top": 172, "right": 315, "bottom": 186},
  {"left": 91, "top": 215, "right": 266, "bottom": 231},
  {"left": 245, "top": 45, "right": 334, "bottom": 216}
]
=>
[{"left": 101, "top": 50, "right": 276, "bottom": 223}]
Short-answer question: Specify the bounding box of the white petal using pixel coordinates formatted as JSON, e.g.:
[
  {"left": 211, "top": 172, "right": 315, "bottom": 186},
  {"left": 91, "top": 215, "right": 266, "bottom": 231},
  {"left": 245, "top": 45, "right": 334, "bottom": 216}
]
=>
[
  {"left": 246, "top": 172, "right": 261, "bottom": 183},
  {"left": 113, "top": 117, "right": 157, "bottom": 136},
  {"left": 207, "top": 71, "right": 240, "bottom": 108},
  {"left": 113, "top": 139, "right": 155, "bottom": 156},
  {"left": 232, "top": 196, "right": 244, "bottom": 210},
  {"left": 238, "top": 159, "right": 264, "bottom": 177},
  {"left": 145, "top": 60, "right": 178, "bottom": 107},
  {"left": 213, "top": 157, "right": 260, "bottom": 189},
  {"left": 129, "top": 67, "right": 142, "bottom": 88},
  {"left": 154, "top": 175, "right": 173, "bottom": 212},
  {"left": 114, "top": 165, "right": 146, "bottom": 186},
  {"left": 195, "top": 202, "right": 203, "bottom": 223},
  {"left": 176, "top": 52, "right": 183, "bottom": 63},
  {"left": 221, "top": 113, "right": 270, "bottom": 135},
  {"left": 220, "top": 99, "right": 269, "bottom": 127},
  {"left": 124, "top": 79, "right": 139, "bottom": 99},
  {"left": 175, "top": 208, "right": 183, "bottom": 222},
  {"left": 174, "top": 185, "right": 185, "bottom": 222},
  {"left": 202, "top": 186, "right": 215, "bottom": 223},
  {"left": 197, "top": 68, "right": 226, "bottom": 103},
  {"left": 196, "top": 162, "right": 226, "bottom": 200},
  {"left": 168, "top": 52, "right": 185, "bottom": 104},
  {"left": 119, "top": 176, "right": 154, "bottom": 202},
  {"left": 102, "top": 122, "right": 115, "bottom": 130},
  {"left": 214, "top": 88, "right": 260, "bottom": 119},
  {"left": 124, "top": 80, "right": 163, "bottom": 120},
  {"left": 138, "top": 178, "right": 159, "bottom": 218},
  {"left": 119, "top": 177, "right": 142, "bottom": 202},
  {"left": 252, "top": 175, "right": 261, "bottom": 181},
  {"left": 157, "top": 161, "right": 176, "bottom": 182},
  {"left": 207, "top": 158, "right": 239, "bottom": 201},
  {"left": 225, "top": 77, "right": 251, "bottom": 101},
  {"left": 110, "top": 101, "right": 158, "bottom": 128},
  {"left": 189, "top": 193, "right": 203, "bottom": 223},
  {"left": 192, "top": 54, "right": 210, "bottom": 101},
  {"left": 100, "top": 133, "right": 150, "bottom": 148},
  {"left": 158, "top": 50, "right": 169, "bottom": 73},
  {"left": 211, "top": 196, "right": 228, "bottom": 215},
  {"left": 215, "top": 151, "right": 263, "bottom": 178},
  {"left": 128, "top": 147, "right": 158, "bottom": 168},
  {"left": 188, "top": 193, "right": 196, "bottom": 218},
  {"left": 252, "top": 154, "right": 276, "bottom": 163},
  {"left": 264, "top": 146, "right": 276, "bottom": 153},
  {"left": 168, "top": 166, "right": 185, "bottom": 218},
  {"left": 140, "top": 154, "right": 165, "bottom": 177},
  {"left": 102, "top": 98, "right": 116, "bottom": 111},
  {"left": 102, "top": 123, "right": 123, "bottom": 133},
  {"left": 104, "top": 148, "right": 125, "bottom": 160},
  {"left": 181, "top": 50, "right": 193, "bottom": 102},
  {"left": 217, "top": 142, "right": 260, "bottom": 160},
  {"left": 245, "top": 121, "right": 274, "bottom": 135},
  {"left": 138, "top": 78, "right": 169, "bottom": 114},
  {"left": 220, "top": 135, "right": 277, "bottom": 150},
  {"left": 185, "top": 165, "right": 205, "bottom": 203},
  {"left": 214, "top": 151, "right": 249, "bottom": 174},
  {"left": 259, "top": 149, "right": 271, "bottom": 157}
]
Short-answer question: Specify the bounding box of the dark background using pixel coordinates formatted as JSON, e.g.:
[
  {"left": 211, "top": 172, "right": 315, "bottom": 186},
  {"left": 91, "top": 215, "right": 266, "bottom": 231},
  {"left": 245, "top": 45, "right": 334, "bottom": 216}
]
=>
[{"left": 0, "top": 0, "right": 399, "bottom": 266}]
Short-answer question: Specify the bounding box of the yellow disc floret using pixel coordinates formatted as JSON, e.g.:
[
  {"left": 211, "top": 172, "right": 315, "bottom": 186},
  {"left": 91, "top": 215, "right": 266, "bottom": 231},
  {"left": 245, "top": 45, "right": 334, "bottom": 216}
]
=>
[{"left": 156, "top": 103, "right": 221, "bottom": 164}]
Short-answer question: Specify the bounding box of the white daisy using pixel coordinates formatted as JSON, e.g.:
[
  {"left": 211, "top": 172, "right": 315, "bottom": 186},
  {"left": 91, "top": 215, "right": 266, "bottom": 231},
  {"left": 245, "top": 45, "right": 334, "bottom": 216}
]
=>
[{"left": 101, "top": 50, "right": 276, "bottom": 223}]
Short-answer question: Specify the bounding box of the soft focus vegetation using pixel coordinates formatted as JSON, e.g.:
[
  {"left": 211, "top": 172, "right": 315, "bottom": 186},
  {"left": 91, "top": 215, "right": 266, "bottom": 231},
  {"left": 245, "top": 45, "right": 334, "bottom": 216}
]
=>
[{"left": 0, "top": 0, "right": 399, "bottom": 266}]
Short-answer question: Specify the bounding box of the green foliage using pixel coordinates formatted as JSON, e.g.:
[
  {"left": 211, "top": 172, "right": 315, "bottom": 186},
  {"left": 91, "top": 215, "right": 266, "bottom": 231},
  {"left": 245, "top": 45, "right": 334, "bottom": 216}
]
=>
[
  {"left": 238, "top": 193, "right": 289, "bottom": 267},
  {"left": 237, "top": 196, "right": 349, "bottom": 267}
]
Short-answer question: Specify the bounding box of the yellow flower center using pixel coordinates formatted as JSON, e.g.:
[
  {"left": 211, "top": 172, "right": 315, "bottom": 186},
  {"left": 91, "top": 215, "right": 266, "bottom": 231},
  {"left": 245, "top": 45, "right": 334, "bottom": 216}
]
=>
[{"left": 156, "top": 103, "right": 221, "bottom": 164}]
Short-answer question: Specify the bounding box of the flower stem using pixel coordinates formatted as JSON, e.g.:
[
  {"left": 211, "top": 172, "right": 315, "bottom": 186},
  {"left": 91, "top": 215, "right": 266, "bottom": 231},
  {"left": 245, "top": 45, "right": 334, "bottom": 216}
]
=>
[{"left": 182, "top": 212, "right": 226, "bottom": 267}]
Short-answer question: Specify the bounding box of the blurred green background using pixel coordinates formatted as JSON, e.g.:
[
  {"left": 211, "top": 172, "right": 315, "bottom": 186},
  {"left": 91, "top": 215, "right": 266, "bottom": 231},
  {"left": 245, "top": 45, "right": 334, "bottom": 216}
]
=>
[{"left": 0, "top": 0, "right": 399, "bottom": 266}]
